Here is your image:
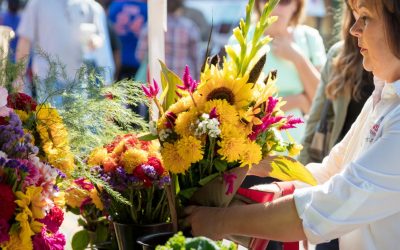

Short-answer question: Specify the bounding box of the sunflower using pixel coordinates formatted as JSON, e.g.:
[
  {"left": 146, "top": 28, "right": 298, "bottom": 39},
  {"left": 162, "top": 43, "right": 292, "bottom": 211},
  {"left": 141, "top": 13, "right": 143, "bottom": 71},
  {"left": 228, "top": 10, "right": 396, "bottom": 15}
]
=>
[
  {"left": 176, "top": 136, "right": 203, "bottom": 164},
  {"left": 161, "top": 142, "right": 191, "bottom": 174},
  {"left": 196, "top": 63, "right": 253, "bottom": 110}
]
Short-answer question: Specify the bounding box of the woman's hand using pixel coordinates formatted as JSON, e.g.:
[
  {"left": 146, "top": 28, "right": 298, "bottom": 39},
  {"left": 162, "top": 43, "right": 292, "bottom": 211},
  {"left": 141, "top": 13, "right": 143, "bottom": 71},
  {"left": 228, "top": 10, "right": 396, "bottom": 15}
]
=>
[
  {"left": 247, "top": 156, "right": 275, "bottom": 177},
  {"left": 271, "top": 35, "right": 303, "bottom": 63},
  {"left": 184, "top": 206, "right": 226, "bottom": 240}
]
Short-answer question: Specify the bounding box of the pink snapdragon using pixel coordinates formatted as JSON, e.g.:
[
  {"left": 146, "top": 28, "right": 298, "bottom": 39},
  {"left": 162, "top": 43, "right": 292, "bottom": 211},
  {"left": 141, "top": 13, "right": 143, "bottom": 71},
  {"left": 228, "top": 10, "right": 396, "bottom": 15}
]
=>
[{"left": 177, "top": 66, "right": 198, "bottom": 94}]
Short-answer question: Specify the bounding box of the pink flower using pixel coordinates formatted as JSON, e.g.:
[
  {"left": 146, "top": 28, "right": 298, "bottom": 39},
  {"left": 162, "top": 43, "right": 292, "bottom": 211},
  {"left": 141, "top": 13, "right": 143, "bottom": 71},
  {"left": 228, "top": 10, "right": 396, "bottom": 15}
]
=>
[
  {"left": 38, "top": 206, "right": 64, "bottom": 234},
  {"left": 223, "top": 173, "right": 237, "bottom": 195},
  {"left": 141, "top": 79, "right": 160, "bottom": 98},
  {"left": 209, "top": 107, "right": 219, "bottom": 119},
  {"left": 32, "top": 227, "right": 66, "bottom": 250},
  {"left": 280, "top": 116, "right": 303, "bottom": 130},
  {"left": 0, "top": 218, "right": 10, "bottom": 244},
  {"left": 177, "top": 66, "right": 198, "bottom": 93},
  {"left": 249, "top": 115, "right": 284, "bottom": 140},
  {"left": 266, "top": 97, "right": 279, "bottom": 114},
  {"left": 74, "top": 178, "right": 94, "bottom": 191}
]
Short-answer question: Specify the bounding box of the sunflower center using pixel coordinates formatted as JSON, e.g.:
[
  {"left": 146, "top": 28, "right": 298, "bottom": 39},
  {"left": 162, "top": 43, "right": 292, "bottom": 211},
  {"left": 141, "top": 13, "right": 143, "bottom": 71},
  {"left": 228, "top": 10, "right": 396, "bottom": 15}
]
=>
[{"left": 206, "top": 87, "right": 235, "bottom": 105}]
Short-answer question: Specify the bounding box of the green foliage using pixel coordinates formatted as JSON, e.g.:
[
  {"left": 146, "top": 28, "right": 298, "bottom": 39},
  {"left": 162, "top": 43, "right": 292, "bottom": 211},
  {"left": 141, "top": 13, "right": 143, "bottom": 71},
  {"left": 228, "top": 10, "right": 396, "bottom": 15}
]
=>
[
  {"left": 156, "top": 232, "right": 237, "bottom": 250},
  {"left": 72, "top": 230, "right": 90, "bottom": 250},
  {"left": 159, "top": 60, "right": 182, "bottom": 111},
  {"left": 225, "top": 0, "right": 279, "bottom": 77}
]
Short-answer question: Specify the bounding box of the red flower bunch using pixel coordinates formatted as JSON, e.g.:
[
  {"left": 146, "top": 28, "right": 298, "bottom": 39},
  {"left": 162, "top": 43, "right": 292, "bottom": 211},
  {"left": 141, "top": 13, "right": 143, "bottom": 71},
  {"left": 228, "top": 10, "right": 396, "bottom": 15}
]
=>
[
  {"left": 0, "top": 183, "right": 16, "bottom": 223},
  {"left": 7, "top": 92, "right": 37, "bottom": 112}
]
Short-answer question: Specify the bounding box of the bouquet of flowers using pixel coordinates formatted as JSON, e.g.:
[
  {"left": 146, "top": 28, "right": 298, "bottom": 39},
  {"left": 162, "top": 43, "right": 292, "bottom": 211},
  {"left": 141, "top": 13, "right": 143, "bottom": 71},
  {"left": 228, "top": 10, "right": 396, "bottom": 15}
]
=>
[
  {"left": 87, "top": 133, "right": 171, "bottom": 225},
  {"left": 62, "top": 177, "right": 110, "bottom": 250},
  {"left": 1, "top": 88, "right": 75, "bottom": 176},
  {"left": 140, "top": 0, "right": 316, "bottom": 230},
  {"left": 0, "top": 101, "right": 66, "bottom": 249}
]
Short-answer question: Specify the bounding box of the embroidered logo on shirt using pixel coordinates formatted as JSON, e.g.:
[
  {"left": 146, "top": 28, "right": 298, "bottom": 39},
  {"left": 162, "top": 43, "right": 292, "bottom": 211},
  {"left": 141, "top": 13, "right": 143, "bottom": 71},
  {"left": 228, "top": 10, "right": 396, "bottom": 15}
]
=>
[{"left": 366, "top": 117, "right": 384, "bottom": 143}]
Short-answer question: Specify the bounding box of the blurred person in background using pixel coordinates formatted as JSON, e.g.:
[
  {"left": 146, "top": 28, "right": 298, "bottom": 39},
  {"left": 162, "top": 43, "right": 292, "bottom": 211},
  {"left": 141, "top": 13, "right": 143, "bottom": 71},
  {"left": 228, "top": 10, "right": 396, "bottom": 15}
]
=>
[
  {"left": 299, "top": 2, "right": 374, "bottom": 249},
  {"left": 305, "top": 0, "right": 326, "bottom": 31},
  {"left": 135, "top": 0, "right": 202, "bottom": 79},
  {"left": 181, "top": 3, "right": 209, "bottom": 42},
  {"left": 255, "top": 0, "right": 326, "bottom": 144},
  {"left": 108, "top": 0, "right": 147, "bottom": 80},
  {"left": 0, "top": 0, "right": 22, "bottom": 62},
  {"left": 15, "top": 0, "right": 115, "bottom": 108}
]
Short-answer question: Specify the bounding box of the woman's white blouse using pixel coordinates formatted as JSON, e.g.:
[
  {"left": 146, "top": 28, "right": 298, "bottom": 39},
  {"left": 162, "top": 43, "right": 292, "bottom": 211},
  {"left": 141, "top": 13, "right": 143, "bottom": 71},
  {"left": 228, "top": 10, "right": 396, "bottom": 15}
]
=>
[{"left": 294, "top": 80, "right": 400, "bottom": 249}]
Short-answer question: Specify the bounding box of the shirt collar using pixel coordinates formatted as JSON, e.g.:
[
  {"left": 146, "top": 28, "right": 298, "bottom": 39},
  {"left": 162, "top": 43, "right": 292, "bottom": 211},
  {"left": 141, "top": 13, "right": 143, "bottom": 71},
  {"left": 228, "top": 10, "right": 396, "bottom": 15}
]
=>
[{"left": 381, "top": 79, "right": 400, "bottom": 99}]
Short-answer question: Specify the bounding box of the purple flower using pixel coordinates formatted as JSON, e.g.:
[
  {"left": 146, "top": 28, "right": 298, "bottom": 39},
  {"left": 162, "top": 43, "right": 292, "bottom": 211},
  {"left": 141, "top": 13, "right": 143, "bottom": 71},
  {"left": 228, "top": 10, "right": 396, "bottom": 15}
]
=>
[
  {"left": 158, "top": 175, "right": 171, "bottom": 188},
  {"left": 142, "top": 165, "right": 157, "bottom": 179},
  {"left": 177, "top": 66, "right": 198, "bottom": 93}
]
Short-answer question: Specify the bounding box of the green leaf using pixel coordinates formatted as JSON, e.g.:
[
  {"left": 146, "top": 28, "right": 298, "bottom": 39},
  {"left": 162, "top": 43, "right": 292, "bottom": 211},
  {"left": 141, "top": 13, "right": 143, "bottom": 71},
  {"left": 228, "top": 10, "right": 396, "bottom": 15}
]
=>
[
  {"left": 214, "top": 159, "right": 227, "bottom": 172},
  {"left": 72, "top": 230, "right": 90, "bottom": 250},
  {"left": 198, "top": 173, "right": 219, "bottom": 186},
  {"left": 185, "top": 237, "right": 220, "bottom": 250},
  {"left": 179, "top": 187, "right": 198, "bottom": 199},
  {"left": 159, "top": 60, "right": 182, "bottom": 110},
  {"left": 138, "top": 133, "right": 158, "bottom": 141},
  {"left": 269, "top": 156, "right": 317, "bottom": 186}
]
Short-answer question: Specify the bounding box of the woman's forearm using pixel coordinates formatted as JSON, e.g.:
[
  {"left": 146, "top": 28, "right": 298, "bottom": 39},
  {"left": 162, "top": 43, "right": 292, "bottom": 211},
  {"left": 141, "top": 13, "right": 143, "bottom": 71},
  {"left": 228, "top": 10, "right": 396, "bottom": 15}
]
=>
[
  {"left": 282, "top": 93, "right": 311, "bottom": 113},
  {"left": 292, "top": 54, "right": 321, "bottom": 103},
  {"left": 220, "top": 195, "right": 306, "bottom": 241}
]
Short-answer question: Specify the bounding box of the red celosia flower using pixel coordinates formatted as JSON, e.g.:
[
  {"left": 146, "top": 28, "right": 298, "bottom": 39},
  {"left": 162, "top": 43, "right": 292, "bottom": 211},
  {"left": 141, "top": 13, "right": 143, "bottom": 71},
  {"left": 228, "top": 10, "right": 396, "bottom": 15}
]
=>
[
  {"left": 7, "top": 92, "right": 37, "bottom": 112},
  {"left": 38, "top": 206, "right": 64, "bottom": 234},
  {"left": 141, "top": 80, "right": 160, "bottom": 98},
  {"left": 103, "top": 157, "right": 118, "bottom": 172},
  {"left": 0, "top": 183, "right": 16, "bottom": 222},
  {"left": 105, "top": 135, "right": 124, "bottom": 153}
]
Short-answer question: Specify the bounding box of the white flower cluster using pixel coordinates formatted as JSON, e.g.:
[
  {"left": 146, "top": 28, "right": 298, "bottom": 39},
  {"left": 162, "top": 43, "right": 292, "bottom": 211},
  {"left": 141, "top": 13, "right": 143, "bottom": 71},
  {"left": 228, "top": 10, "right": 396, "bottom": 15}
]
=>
[
  {"left": 149, "top": 121, "right": 158, "bottom": 136},
  {"left": 159, "top": 128, "right": 172, "bottom": 141},
  {"left": 194, "top": 113, "right": 221, "bottom": 138}
]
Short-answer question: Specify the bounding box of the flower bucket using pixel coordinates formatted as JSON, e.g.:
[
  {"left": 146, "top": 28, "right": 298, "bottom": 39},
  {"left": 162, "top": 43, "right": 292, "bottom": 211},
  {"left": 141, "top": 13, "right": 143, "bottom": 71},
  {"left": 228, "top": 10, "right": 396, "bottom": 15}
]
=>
[
  {"left": 113, "top": 222, "right": 173, "bottom": 250},
  {"left": 136, "top": 232, "right": 175, "bottom": 250}
]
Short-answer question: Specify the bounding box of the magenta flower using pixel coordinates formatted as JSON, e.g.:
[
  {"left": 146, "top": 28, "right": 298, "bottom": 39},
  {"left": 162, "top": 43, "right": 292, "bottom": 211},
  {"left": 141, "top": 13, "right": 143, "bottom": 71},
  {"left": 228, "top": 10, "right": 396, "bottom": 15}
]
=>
[
  {"left": 209, "top": 107, "right": 219, "bottom": 119},
  {"left": 141, "top": 79, "right": 160, "bottom": 98},
  {"left": 0, "top": 218, "right": 10, "bottom": 244},
  {"left": 74, "top": 178, "right": 94, "bottom": 191},
  {"left": 32, "top": 227, "right": 66, "bottom": 250},
  {"left": 224, "top": 173, "right": 237, "bottom": 195},
  {"left": 266, "top": 97, "right": 279, "bottom": 114},
  {"left": 280, "top": 116, "right": 303, "bottom": 130},
  {"left": 164, "top": 112, "right": 177, "bottom": 128},
  {"left": 38, "top": 206, "right": 64, "bottom": 234},
  {"left": 177, "top": 66, "right": 198, "bottom": 93},
  {"left": 249, "top": 115, "right": 284, "bottom": 140}
]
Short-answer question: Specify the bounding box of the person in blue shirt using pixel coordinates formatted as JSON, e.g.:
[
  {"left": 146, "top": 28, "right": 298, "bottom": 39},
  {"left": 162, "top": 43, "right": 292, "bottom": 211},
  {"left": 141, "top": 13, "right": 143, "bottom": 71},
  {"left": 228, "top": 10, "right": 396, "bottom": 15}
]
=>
[
  {"left": 0, "top": 0, "right": 21, "bottom": 62},
  {"left": 108, "top": 0, "right": 147, "bottom": 80}
]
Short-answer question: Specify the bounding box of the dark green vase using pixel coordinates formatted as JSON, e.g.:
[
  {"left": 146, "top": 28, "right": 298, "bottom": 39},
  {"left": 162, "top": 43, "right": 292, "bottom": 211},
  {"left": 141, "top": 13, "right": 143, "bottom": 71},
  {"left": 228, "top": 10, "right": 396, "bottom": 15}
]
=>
[
  {"left": 136, "top": 232, "right": 175, "bottom": 250},
  {"left": 113, "top": 222, "right": 173, "bottom": 250}
]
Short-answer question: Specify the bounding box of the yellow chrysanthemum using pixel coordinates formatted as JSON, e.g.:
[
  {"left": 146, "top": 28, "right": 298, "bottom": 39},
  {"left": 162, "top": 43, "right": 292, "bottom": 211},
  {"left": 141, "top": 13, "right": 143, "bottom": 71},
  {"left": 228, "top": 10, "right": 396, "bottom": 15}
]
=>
[
  {"left": 220, "top": 123, "right": 243, "bottom": 139},
  {"left": 64, "top": 187, "right": 89, "bottom": 209},
  {"left": 120, "top": 148, "right": 148, "bottom": 174},
  {"left": 203, "top": 99, "right": 240, "bottom": 126},
  {"left": 161, "top": 142, "right": 191, "bottom": 174},
  {"left": 217, "top": 137, "right": 246, "bottom": 163},
  {"left": 239, "top": 141, "right": 262, "bottom": 167},
  {"left": 36, "top": 104, "right": 74, "bottom": 176},
  {"left": 14, "top": 110, "right": 29, "bottom": 122},
  {"left": 53, "top": 191, "right": 66, "bottom": 208},
  {"left": 2, "top": 232, "right": 33, "bottom": 250},
  {"left": 197, "top": 63, "right": 253, "bottom": 110},
  {"left": 88, "top": 147, "right": 108, "bottom": 166},
  {"left": 176, "top": 136, "right": 203, "bottom": 164},
  {"left": 111, "top": 140, "right": 125, "bottom": 158},
  {"left": 147, "top": 140, "right": 161, "bottom": 157},
  {"left": 166, "top": 96, "right": 193, "bottom": 115},
  {"left": 15, "top": 186, "right": 46, "bottom": 220},
  {"left": 90, "top": 189, "right": 104, "bottom": 211},
  {"left": 175, "top": 109, "right": 198, "bottom": 137}
]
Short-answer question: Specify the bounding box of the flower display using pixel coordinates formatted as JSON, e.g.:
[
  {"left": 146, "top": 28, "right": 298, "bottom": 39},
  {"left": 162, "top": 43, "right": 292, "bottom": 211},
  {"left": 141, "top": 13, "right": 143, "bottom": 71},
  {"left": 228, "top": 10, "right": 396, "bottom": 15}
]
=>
[
  {"left": 88, "top": 134, "right": 170, "bottom": 225},
  {"left": 0, "top": 110, "right": 66, "bottom": 250},
  {"left": 1, "top": 90, "right": 74, "bottom": 176},
  {"left": 140, "top": 0, "right": 317, "bottom": 229}
]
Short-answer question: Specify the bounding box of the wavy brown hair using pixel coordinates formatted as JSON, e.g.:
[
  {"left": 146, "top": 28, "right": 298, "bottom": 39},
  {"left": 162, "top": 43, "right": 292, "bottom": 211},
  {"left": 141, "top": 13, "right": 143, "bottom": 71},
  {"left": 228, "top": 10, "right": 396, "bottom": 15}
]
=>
[{"left": 325, "top": 2, "right": 373, "bottom": 101}]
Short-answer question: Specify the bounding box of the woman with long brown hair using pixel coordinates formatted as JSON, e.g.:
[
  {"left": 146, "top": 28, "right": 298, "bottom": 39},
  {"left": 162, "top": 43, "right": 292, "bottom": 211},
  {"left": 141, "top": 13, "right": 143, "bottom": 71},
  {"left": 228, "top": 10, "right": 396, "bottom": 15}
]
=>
[{"left": 187, "top": 0, "right": 400, "bottom": 248}]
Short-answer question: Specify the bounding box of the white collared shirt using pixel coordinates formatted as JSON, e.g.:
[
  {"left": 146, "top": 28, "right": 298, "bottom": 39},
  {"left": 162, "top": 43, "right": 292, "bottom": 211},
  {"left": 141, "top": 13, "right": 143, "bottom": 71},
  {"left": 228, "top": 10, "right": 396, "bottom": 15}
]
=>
[{"left": 294, "top": 80, "right": 400, "bottom": 249}]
